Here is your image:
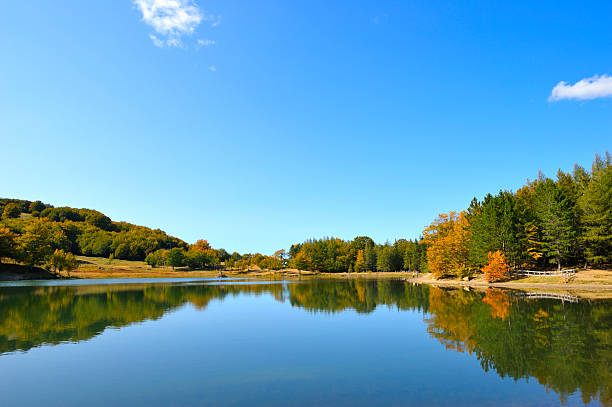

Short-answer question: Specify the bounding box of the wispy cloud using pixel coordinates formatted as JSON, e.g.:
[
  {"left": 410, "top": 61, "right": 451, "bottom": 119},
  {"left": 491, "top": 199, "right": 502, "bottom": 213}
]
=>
[
  {"left": 197, "top": 39, "right": 216, "bottom": 48},
  {"left": 549, "top": 74, "right": 612, "bottom": 102},
  {"left": 134, "top": 0, "right": 220, "bottom": 48},
  {"left": 208, "top": 66, "right": 217, "bottom": 72},
  {"left": 149, "top": 34, "right": 164, "bottom": 47}
]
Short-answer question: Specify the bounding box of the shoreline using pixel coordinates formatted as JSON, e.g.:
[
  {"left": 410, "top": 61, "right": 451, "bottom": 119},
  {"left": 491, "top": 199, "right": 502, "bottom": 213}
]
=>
[{"left": 3, "top": 261, "right": 612, "bottom": 298}]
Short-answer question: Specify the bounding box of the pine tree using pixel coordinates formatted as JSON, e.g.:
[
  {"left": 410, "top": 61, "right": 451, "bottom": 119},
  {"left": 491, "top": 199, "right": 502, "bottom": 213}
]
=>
[
  {"left": 578, "top": 152, "right": 612, "bottom": 265},
  {"left": 468, "top": 191, "right": 519, "bottom": 269},
  {"left": 377, "top": 246, "right": 391, "bottom": 272},
  {"left": 534, "top": 179, "right": 575, "bottom": 270},
  {"left": 364, "top": 243, "right": 377, "bottom": 272}
]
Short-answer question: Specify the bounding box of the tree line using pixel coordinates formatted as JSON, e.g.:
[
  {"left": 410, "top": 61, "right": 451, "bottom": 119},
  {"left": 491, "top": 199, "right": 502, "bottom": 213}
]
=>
[
  {"left": 1, "top": 152, "right": 609, "bottom": 275},
  {"left": 252, "top": 153, "right": 609, "bottom": 276},
  {"left": 422, "top": 152, "right": 611, "bottom": 279},
  {"left": 286, "top": 236, "right": 428, "bottom": 273}
]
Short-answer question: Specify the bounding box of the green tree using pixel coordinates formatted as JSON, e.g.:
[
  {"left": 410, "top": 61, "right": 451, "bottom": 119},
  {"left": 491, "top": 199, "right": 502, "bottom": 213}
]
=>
[
  {"left": 28, "top": 200, "right": 46, "bottom": 213},
  {"left": 467, "top": 191, "right": 520, "bottom": 269},
  {"left": 377, "top": 245, "right": 402, "bottom": 272},
  {"left": 2, "top": 203, "right": 20, "bottom": 219},
  {"left": 578, "top": 152, "right": 612, "bottom": 264},
  {"left": 85, "top": 212, "right": 114, "bottom": 231},
  {"left": 534, "top": 179, "right": 576, "bottom": 270},
  {"left": 0, "top": 227, "right": 17, "bottom": 263},
  {"left": 364, "top": 242, "right": 377, "bottom": 272},
  {"left": 291, "top": 251, "right": 310, "bottom": 271},
  {"left": 18, "top": 220, "right": 56, "bottom": 266},
  {"left": 49, "top": 249, "right": 78, "bottom": 275},
  {"left": 273, "top": 249, "right": 288, "bottom": 268},
  {"left": 166, "top": 248, "right": 185, "bottom": 269},
  {"left": 114, "top": 243, "right": 131, "bottom": 260},
  {"left": 403, "top": 240, "right": 424, "bottom": 272},
  {"left": 145, "top": 249, "right": 166, "bottom": 268},
  {"left": 184, "top": 249, "right": 218, "bottom": 269}
]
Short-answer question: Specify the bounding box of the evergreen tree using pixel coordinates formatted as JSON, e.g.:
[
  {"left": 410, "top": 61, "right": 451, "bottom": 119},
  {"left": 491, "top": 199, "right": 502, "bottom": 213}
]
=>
[
  {"left": 364, "top": 242, "right": 377, "bottom": 272},
  {"left": 534, "top": 179, "right": 576, "bottom": 270},
  {"left": 514, "top": 180, "right": 543, "bottom": 267},
  {"left": 578, "top": 153, "right": 612, "bottom": 264},
  {"left": 468, "top": 191, "right": 519, "bottom": 269},
  {"left": 377, "top": 246, "right": 391, "bottom": 272},
  {"left": 403, "top": 240, "right": 420, "bottom": 271}
]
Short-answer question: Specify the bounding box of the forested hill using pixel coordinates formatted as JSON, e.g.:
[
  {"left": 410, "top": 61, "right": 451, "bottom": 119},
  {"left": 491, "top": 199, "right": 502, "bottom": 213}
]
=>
[{"left": 0, "top": 199, "right": 188, "bottom": 263}]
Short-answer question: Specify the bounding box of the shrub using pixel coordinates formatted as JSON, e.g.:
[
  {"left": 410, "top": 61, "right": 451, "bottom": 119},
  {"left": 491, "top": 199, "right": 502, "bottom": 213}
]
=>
[
  {"left": 482, "top": 250, "right": 511, "bottom": 282},
  {"left": 49, "top": 249, "right": 78, "bottom": 275}
]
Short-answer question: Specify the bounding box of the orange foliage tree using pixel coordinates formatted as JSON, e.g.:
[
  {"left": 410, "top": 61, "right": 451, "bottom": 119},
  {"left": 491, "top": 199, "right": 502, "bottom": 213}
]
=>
[
  {"left": 192, "top": 239, "right": 212, "bottom": 251},
  {"left": 482, "top": 250, "right": 511, "bottom": 282},
  {"left": 422, "top": 211, "right": 471, "bottom": 279}
]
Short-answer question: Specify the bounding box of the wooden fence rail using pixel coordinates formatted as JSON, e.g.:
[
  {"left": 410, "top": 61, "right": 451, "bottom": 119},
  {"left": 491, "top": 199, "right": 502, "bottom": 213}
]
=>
[{"left": 512, "top": 269, "right": 576, "bottom": 277}]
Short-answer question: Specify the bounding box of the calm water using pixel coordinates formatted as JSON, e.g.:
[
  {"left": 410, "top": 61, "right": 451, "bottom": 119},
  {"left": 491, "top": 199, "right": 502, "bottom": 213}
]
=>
[{"left": 0, "top": 278, "right": 610, "bottom": 407}]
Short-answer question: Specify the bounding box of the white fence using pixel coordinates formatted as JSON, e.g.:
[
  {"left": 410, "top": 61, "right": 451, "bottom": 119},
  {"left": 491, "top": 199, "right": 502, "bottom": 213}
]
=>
[{"left": 513, "top": 269, "right": 576, "bottom": 277}]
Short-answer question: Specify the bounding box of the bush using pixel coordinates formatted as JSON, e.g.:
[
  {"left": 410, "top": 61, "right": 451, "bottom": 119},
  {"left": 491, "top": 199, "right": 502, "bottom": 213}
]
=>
[
  {"left": 2, "top": 203, "right": 21, "bottom": 219},
  {"left": 482, "top": 251, "right": 511, "bottom": 282},
  {"left": 145, "top": 249, "right": 166, "bottom": 268},
  {"left": 49, "top": 249, "right": 78, "bottom": 275}
]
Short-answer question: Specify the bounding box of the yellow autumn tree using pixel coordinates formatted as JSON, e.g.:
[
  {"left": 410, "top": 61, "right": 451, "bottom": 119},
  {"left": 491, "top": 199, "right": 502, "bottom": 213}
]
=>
[
  {"left": 422, "top": 211, "right": 471, "bottom": 279},
  {"left": 192, "top": 239, "right": 212, "bottom": 251},
  {"left": 482, "top": 250, "right": 511, "bottom": 282},
  {"left": 354, "top": 249, "right": 366, "bottom": 273}
]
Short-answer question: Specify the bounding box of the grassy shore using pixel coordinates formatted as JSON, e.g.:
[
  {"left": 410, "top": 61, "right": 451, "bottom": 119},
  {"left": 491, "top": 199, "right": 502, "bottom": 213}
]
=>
[
  {"left": 3, "top": 256, "right": 611, "bottom": 298},
  {"left": 70, "top": 256, "right": 612, "bottom": 283}
]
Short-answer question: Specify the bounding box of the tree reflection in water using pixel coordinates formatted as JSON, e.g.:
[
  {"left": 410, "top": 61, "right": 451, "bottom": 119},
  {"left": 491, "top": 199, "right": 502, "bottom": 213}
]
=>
[{"left": 0, "top": 280, "right": 610, "bottom": 406}]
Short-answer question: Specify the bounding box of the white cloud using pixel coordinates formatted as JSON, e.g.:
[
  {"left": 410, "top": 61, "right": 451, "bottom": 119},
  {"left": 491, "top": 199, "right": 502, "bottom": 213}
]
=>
[
  {"left": 149, "top": 34, "right": 164, "bottom": 47},
  {"left": 197, "top": 39, "right": 215, "bottom": 48},
  {"left": 134, "top": 0, "right": 218, "bottom": 48},
  {"left": 549, "top": 74, "right": 612, "bottom": 102},
  {"left": 210, "top": 16, "right": 221, "bottom": 27},
  {"left": 209, "top": 66, "right": 217, "bottom": 72}
]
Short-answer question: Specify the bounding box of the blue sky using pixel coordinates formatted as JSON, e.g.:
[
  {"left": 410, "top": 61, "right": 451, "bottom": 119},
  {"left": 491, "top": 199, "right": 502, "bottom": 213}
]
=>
[{"left": 1, "top": 1, "right": 610, "bottom": 254}]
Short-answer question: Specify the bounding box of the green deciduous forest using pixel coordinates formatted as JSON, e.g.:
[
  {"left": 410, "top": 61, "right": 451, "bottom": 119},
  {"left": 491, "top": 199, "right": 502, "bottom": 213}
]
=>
[{"left": 1, "top": 153, "right": 610, "bottom": 275}]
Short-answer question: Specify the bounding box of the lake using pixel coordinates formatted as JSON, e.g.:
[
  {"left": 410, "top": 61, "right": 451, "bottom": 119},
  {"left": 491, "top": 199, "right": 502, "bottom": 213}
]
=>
[{"left": 0, "top": 278, "right": 610, "bottom": 407}]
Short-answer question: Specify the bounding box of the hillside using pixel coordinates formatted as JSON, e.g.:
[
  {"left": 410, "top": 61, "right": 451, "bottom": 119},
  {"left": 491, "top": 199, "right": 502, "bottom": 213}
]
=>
[{"left": 0, "top": 198, "right": 187, "bottom": 262}]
